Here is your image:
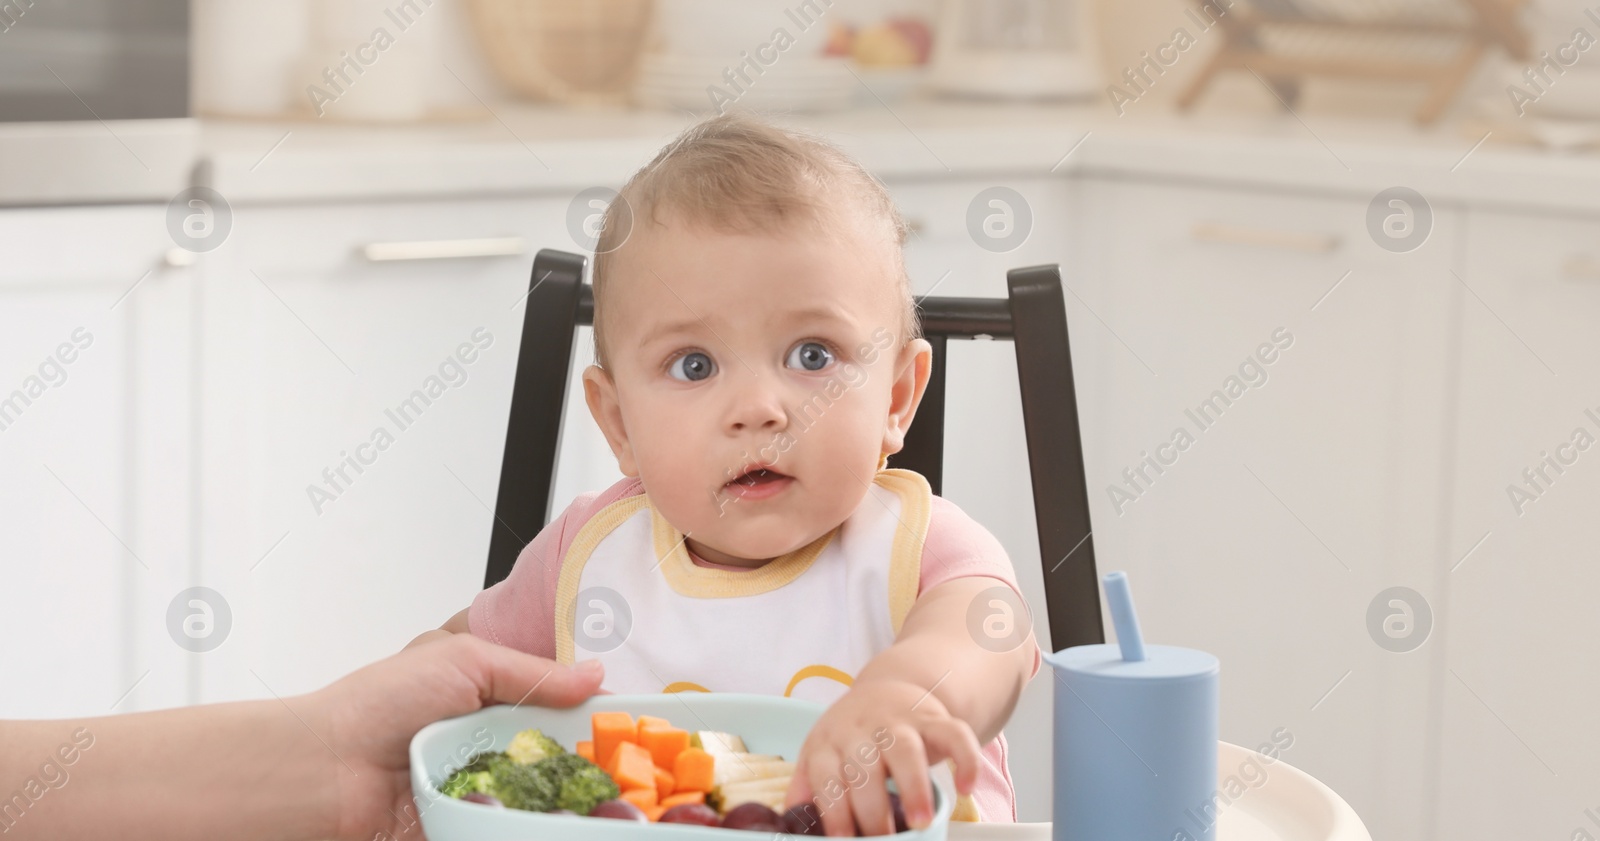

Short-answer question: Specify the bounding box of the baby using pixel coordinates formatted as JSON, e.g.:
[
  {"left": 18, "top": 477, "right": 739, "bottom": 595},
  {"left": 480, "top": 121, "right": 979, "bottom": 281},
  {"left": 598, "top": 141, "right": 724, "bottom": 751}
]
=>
[{"left": 415, "top": 113, "right": 1041, "bottom": 834}]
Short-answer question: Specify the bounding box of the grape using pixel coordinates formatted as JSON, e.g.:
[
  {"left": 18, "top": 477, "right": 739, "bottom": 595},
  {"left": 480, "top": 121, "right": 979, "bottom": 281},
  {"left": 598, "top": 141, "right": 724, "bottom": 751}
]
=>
[
  {"left": 779, "top": 803, "right": 824, "bottom": 836},
  {"left": 589, "top": 799, "right": 649, "bottom": 822},
  {"left": 659, "top": 804, "right": 721, "bottom": 826},
  {"left": 720, "top": 802, "right": 783, "bottom": 832},
  {"left": 460, "top": 792, "right": 504, "bottom": 808}
]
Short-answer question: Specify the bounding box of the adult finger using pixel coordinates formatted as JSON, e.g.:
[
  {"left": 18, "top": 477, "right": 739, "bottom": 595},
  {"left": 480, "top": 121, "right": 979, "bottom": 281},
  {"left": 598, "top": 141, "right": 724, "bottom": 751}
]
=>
[
  {"left": 914, "top": 718, "right": 981, "bottom": 795},
  {"left": 450, "top": 635, "right": 605, "bottom": 709}
]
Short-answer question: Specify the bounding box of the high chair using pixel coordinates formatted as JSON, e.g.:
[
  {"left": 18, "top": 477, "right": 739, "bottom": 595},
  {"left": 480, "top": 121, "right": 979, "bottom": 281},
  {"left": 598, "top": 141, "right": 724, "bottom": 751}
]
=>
[
  {"left": 479, "top": 249, "right": 1373, "bottom": 840},
  {"left": 481, "top": 249, "right": 1103, "bottom": 654}
]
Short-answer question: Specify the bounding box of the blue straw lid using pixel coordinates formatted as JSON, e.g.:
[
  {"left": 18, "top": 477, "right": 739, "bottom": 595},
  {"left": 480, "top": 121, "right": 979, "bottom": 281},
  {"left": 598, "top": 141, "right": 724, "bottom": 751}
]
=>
[{"left": 1043, "top": 571, "right": 1218, "bottom": 681}]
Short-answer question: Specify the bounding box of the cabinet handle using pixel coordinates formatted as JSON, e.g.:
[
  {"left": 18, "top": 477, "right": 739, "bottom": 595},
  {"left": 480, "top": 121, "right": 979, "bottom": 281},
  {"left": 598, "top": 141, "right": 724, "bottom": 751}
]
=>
[
  {"left": 360, "top": 236, "right": 526, "bottom": 262},
  {"left": 1191, "top": 222, "right": 1340, "bottom": 254},
  {"left": 1564, "top": 255, "right": 1600, "bottom": 280}
]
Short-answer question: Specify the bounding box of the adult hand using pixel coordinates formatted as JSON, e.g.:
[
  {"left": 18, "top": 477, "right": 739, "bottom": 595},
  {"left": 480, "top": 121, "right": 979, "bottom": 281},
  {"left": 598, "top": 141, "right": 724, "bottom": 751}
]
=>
[
  {"left": 0, "top": 634, "right": 601, "bottom": 841},
  {"left": 316, "top": 634, "right": 604, "bottom": 841}
]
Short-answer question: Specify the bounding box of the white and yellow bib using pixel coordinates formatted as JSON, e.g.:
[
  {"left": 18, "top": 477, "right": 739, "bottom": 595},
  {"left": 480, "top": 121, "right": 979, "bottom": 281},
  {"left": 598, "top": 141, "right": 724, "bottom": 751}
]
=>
[{"left": 553, "top": 468, "right": 931, "bottom": 706}]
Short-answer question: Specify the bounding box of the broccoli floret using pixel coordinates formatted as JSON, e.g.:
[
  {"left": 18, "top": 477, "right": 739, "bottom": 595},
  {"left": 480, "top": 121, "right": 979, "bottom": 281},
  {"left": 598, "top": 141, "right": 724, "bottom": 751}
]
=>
[
  {"left": 537, "top": 753, "right": 620, "bottom": 815},
  {"left": 494, "top": 761, "right": 563, "bottom": 812},
  {"left": 445, "top": 744, "right": 616, "bottom": 815},
  {"left": 506, "top": 729, "right": 565, "bottom": 765},
  {"left": 458, "top": 750, "right": 513, "bottom": 776},
  {"left": 439, "top": 769, "right": 494, "bottom": 799},
  {"left": 440, "top": 751, "right": 511, "bottom": 800}
]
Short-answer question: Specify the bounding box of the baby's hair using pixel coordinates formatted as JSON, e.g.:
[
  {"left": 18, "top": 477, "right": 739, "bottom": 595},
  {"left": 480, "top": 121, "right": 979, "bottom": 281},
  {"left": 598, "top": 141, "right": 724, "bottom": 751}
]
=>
[{"left": 590, "top": 111, "right": 921, "bottom": 370}]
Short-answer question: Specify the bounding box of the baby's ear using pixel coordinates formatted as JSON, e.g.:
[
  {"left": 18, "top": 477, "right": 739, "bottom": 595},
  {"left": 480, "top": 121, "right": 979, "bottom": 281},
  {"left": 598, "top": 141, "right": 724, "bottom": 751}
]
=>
[
  {"left": 880, "top": 338, "right": 933, "bottom": 457},
  {"left": 582, "top": 365, "right": 639, "bottom": 477}
]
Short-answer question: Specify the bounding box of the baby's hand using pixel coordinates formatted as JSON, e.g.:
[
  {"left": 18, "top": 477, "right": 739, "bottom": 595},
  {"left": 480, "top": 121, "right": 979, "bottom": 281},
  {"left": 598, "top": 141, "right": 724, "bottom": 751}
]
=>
[{"left": 784, "top": 678, "right": 981, "bottom": 837}]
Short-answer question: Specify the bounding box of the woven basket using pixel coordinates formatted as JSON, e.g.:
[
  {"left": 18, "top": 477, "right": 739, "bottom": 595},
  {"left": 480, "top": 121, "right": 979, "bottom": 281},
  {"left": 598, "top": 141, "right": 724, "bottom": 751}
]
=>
[{"left": 466, "top": 0, "right": 654, "bottom": 105}]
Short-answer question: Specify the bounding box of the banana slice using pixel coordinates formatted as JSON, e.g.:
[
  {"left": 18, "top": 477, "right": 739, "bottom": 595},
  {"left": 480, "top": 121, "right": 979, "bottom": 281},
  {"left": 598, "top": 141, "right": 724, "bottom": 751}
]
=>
[
  {"left": 714, "top": 758, "right": 796, "bottom": 788},
  {"left": 691, "top": 731, "right": 749, "bottom": 754}
]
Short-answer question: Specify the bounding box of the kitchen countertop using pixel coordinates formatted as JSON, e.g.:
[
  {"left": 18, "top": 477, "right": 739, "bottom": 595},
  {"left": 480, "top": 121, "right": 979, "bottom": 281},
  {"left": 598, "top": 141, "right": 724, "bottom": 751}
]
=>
[
  {"left": 7, "top": 99, "right": 1600, "bottom": 215},
  {"left": 0, "top": 118, "right": 198, "bottom": 206}
]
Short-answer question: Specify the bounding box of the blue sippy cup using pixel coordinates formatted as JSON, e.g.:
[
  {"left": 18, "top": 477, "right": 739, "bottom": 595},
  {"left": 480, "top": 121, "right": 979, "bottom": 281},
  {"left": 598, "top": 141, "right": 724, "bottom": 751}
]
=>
[{"left": 1045, "top": 572, "right": 1219, "bottom": 841}]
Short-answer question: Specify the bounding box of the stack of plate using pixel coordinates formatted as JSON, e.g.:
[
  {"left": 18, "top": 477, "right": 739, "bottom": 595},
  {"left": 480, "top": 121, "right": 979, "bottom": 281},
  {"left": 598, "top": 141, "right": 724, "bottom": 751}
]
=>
[
  {"left": 634, "top": 52, "right": 856, "bottom": 113},
  {"left": 633, "top": 0, "right": 856, "bottom": 113}
]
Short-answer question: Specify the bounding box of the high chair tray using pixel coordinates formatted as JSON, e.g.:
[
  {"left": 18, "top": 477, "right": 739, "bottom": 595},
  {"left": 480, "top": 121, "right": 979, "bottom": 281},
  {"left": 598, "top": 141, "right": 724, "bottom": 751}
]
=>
[{"left": 951, "top": 740, "right": 1370, "bottom": 841}]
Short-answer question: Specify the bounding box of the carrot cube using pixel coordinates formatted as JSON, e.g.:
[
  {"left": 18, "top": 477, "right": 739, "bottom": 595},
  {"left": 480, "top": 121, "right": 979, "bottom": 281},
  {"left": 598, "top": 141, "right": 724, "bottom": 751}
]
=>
[
  {"left": 592, "top": 712, "right": 637, "bottom": 775},
  {"left": 645, "top": 805, "right": 667, "bottom": 822},
  {"left": 654, "top": 766, "right": 676, "bottom": 800},
  {"left": 661, "top": 791, "right": 706, "bottom": 808},
  {"left": 613, "top": 741, "right": 659, "bottom": 792},
  {"left": 640, "top": 726, "right": 691, "bottom": 770},
  {"left": 672, "top": 747, "right": 715, "bottom": 794},
  {"left": 576, "top": 740, "right": 594, "bottom": 763},
  {"left": 637, "top": 715, "right": 673, "bottom": 730}
]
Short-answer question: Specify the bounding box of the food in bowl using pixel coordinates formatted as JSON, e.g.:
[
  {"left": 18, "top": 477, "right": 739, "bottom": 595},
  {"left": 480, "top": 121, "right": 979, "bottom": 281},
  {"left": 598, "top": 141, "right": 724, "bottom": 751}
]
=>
[{"left": 436, "top": 711, "right": 910, "bottom": 835}]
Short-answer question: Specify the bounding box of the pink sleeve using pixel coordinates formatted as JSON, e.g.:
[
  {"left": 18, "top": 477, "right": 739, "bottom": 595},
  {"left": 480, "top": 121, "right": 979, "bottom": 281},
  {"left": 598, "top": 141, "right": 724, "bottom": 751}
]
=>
[
  {"left": 919, "top": 495, "right": 1044, "bottom": 677},
  {"left": 469, "top": 477, "right": 644, "bottom": 658}
]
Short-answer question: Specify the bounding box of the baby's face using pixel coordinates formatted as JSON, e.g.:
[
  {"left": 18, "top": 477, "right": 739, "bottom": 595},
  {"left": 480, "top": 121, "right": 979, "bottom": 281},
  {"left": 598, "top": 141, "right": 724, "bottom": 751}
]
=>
[{"left": 583, "top": 207, "right": 928, "bottom": 567}]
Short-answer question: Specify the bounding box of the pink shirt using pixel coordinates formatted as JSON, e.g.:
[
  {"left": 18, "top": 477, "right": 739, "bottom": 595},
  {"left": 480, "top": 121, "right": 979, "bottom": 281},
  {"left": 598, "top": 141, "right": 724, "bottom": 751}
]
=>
[{"left": 471, "top": 476, "right": 1042, "bottom": 821}]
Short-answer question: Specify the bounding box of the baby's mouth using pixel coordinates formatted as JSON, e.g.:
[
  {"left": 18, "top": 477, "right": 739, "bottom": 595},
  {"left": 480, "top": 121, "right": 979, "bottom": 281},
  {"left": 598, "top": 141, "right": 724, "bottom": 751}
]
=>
[
  {"left": 726, "top": 466, "right": 788, "bottom": 487},
  {"left": 722, "top": 465, "right": 795, "bottom": 500}
]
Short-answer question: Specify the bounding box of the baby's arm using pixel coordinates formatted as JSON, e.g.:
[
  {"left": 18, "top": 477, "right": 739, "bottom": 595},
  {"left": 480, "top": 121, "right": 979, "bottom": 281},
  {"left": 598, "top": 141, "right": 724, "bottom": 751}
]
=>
[
  {"left": 861, "top": 576, "right": 1035, "bottom": 743},
  {"left": 786, "top": 576, "right": 1036, "bottom": 836}
]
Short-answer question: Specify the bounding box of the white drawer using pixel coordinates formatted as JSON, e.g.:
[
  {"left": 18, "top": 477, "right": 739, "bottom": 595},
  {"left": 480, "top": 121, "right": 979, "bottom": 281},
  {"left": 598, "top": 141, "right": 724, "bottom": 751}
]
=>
[
  {"left": 227, "top": 196, "right": 570, "bottom": 276},
  {"left": 0, "top": 205, "right": 171, "bottom": 285}
]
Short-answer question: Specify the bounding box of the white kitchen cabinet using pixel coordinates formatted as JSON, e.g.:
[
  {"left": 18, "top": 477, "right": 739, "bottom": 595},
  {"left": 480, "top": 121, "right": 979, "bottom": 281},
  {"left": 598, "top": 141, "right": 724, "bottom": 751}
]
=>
[
  {"left": 1434, "top": 208, "right": 1600, "bottom": 841},
  {"left": 193, "top": 195, "right": 622, "bottom": 703},
  {"left": 1062, "top": 173, "right": 1461, "bottom": 841},
  {"left": 0, "top": 204, "right": 195, "bottom": 718}
]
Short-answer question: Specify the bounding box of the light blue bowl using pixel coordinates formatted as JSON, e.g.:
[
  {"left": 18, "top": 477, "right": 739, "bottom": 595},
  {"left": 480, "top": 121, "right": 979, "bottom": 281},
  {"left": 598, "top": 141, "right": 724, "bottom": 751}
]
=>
[{"left": 409, "top": 693, "right": 954, "bottom": 841}]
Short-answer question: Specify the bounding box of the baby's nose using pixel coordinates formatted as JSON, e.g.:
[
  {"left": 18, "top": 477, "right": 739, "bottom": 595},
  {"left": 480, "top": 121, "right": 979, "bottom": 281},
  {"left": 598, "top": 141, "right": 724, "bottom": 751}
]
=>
[{"left": 727, "top": 377, "right": 788, "bottom": 432}]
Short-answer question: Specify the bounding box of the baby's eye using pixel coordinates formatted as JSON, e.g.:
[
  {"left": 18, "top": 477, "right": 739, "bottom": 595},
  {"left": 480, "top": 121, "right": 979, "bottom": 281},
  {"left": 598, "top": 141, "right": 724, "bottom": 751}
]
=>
[
  {"left": 785, "top": 341, "right": 834, "bottom": 372},
  {"left": 668, "top": 351, "right": 716, "bottom": 382}
]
